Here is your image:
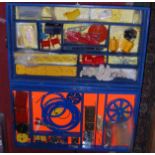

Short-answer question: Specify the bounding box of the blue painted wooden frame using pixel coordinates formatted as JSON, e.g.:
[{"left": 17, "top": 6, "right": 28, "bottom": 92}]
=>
[{"left": 6, "top": 3, "right": 150, "bottom": 152}]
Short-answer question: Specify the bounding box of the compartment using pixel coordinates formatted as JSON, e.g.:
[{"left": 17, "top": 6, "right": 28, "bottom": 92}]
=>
[
  {"left": 104, "top": 94, "right": 135, "bottom": 147},
  {"left": 79, "top": 54, "right": 106, "bottom": 66},
  {"left": 16, "top": 23, "right": 38, "bottom": 49},
  {"left": 12, "top": 90, "right": 136, "bottom": 150},
  {"left": 13, "top": 91, "right": 31, "bottom": 144},
  {"left": 108, "top": 56, "right": 137, "bottom": 65},
  {"left": 32, "top": 92, "right": 82, "bottom": 134},
  {"left": 109, "top": 26, "right": 140, "bottom": 53},
  {"left": 80, "top": 65, "right": 137, "bottom": 81},
  {"left": 15, "top": 64, "right": 77, "bottom": 77},
  {"left": 14, "top": 51, "right": 77, "bottom": 66},
  {"left": 63, "top": 24, "right": 108, "bottom": 46},
  {"left": 39, "top": 23, "right": 62, "bottom": 50},
  {"left": 16, "top": 6, "right": 55, "bottom": 20},
  {"left": 90, "top": 9, "right": 142, "bottom": 24}
]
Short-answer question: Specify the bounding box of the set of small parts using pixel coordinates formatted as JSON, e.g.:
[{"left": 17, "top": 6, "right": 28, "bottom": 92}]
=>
[
  {"left": 66, "top": 24, "right": 108, "bottom": 45},
  {"left": 40, "top": 23, "right": 62, "bottom": 48},
  {"left": 15, "top": 92, "right": 82, "bottom": 143},
  {"left": 15, "top": 91, "right": 133, "bottom": 145},
  {"left": 80, "top": 65, "right": 137, "bottom": 81},
  {"left": 109, "top": 28, "right": 137, "bottom": 53}
]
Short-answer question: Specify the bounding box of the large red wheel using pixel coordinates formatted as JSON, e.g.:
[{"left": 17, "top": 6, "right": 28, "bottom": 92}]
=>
[{"left": 88, "top": 24, "right": 108, "bottom": 42}]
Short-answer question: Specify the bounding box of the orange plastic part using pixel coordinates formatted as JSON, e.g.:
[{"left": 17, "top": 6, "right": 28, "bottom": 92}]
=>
[
  {"left": 121, "top": 39, "right": 134, "bottom": 53},
  {"left": 109, "top": 37, "right": 119, "bottom": 52}
]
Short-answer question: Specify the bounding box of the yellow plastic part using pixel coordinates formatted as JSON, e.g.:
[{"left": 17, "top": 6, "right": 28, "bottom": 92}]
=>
[
  {"left": 40, "top": 136, "right": 47, "bottom": 142},
  {"left": 34, "top": 135, "right": 40, "bottom": 141},
  {"left": 16, "top": 133, "right": 29, "bottom": 143},
  {"left": 16, "top": 64, "right": 77, "bottom": 77},
  {"left": 33, "top": 135, "right": 47, "bottom": 142},
  {"left": 109, "top": 37, "right": 119, "bottom": 52},
  {"left": 121, "top": 39, "right": 134, "bottom": 53},
  {"left": 64, "top": 9, "right": 80, "bottom": 20},
  {"left": 41, "top": 7, "right": 53, "bottom": 19},
  {"left": 15, "top": 53, "right": 77, "bottom": 65},
  {"left": 51, "top": 108, "right": 63, "bottom": 116}
]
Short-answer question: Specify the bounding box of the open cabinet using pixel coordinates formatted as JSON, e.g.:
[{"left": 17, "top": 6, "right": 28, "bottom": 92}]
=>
[{"left": 7, "top": 3, "right": 150, "bottom": 152}]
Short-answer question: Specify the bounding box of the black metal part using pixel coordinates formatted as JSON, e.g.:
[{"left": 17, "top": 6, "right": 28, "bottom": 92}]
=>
[
  {"left": 124, "top": 28, "right": 137, "bottom": 41},
  {"left": 72, "top": 137, "right": 79, "bottom": 145},
  {"left": 16, "top": 123, "right": 28, "bottom": 133},
  {"left": 45, "top": 23, "right": 62, "bottom": 35},
  {"left": 85, "top": 106, "right": 95, "bottom": 131}
]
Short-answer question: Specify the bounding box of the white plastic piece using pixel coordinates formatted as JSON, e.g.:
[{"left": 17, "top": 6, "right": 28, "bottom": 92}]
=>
[{"left": 80, "top": 65, "right": 137, "bottom": 81}]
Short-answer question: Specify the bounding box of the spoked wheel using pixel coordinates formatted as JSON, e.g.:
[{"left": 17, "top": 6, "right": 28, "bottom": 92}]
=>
[
  {"left": 106, "top": 98, "right": 133, "bottom": 123},
  {"left": 66, "top": 92, "right": 82, "bottom": 105}
]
